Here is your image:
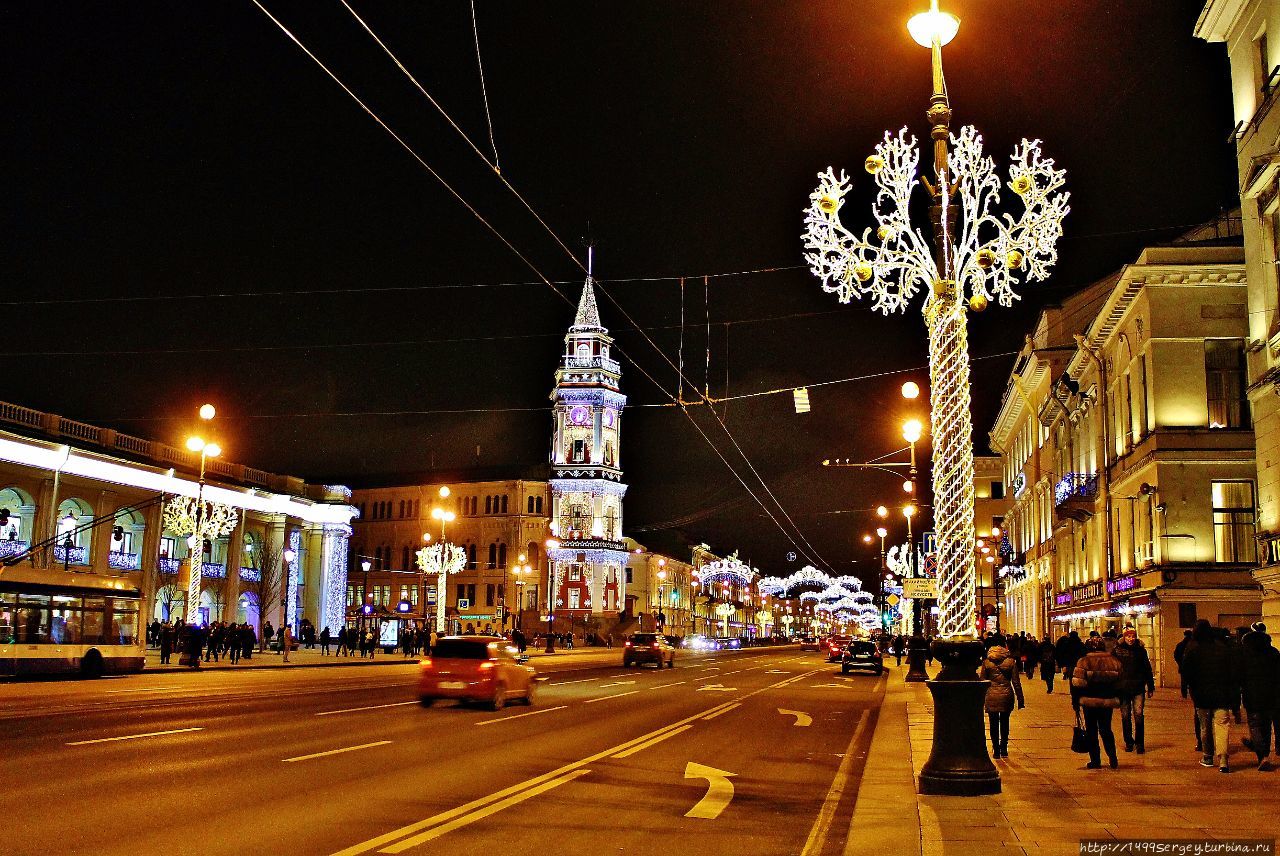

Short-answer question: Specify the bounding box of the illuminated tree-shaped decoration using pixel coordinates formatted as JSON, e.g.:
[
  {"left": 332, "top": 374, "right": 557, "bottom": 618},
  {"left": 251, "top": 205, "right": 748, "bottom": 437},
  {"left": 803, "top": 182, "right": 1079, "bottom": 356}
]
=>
[
  {"left": 802, "top": 127, "right": 1068, "bottom": 638},
  {"left": 714, "top": 601, "right": 736, "bottom": 636},
  {"left": 416, "top": 542, "right": 467, "bottom": 632},
  {"left": 163, "top": 496, "right": 238, "bottom": 625}
]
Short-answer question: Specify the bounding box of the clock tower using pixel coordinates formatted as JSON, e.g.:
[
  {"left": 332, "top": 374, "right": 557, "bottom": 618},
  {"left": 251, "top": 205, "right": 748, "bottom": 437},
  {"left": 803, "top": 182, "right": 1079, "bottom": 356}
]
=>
[{"left": 547, "top": 267, "right": 628, "bottom": 627}]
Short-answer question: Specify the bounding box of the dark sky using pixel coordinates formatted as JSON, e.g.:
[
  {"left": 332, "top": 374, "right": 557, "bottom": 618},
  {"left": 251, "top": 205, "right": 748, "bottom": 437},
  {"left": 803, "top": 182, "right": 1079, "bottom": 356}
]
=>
[{"left": 3, "top": 1, "right": 1237, "bottom": 581}]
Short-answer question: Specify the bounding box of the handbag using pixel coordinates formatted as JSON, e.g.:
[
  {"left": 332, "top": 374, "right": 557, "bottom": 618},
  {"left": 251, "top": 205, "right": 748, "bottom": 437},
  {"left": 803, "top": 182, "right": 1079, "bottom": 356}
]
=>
[{"left": 1070, "top": 709, "right": 1089, "bottom": 754}]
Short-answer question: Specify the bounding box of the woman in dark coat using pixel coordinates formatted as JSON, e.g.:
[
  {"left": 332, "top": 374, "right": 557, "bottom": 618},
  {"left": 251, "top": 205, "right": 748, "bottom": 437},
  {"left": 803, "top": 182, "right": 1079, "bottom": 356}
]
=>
[
  {"left": 980, "top": 634, "right": 1025, "bottom": 759},
  {"left": 1038, "top": 636, "right": 1057, "bottom": 693}
]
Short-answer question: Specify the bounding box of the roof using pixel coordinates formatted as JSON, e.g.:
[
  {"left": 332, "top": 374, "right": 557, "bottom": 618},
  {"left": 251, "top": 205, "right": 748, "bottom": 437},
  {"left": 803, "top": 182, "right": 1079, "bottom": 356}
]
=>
[
  {"left": 348, "top": 462, "right": 552, "bottom": 491},
  {"left": 570, "top": 275, "right": 605, "bottom": 332}
]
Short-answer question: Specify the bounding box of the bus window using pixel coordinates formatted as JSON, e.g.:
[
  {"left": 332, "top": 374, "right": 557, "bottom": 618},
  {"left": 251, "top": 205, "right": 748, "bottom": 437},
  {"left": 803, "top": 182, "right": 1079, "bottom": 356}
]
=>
[
  {"left": 51, "top": 594, "right": 81, "bottom": 645},
  {"left": 82, "top": 608, "right": 105, "bottom": 645},
  {"left": 0, "top": 596, "right": 13, "bottom": 644},
  {"left": 111, "top": 601, "right": 139, "bottom": 645}
]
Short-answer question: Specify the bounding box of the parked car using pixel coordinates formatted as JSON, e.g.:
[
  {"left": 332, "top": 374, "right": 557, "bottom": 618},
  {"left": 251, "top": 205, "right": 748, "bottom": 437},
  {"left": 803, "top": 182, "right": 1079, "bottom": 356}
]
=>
[
  {"left": 624, "top": 633, "right": 676, "bottom": 668},
  {"left": 419, "top": 636, "right": 537, "bottom": 710},
  {"left": 841, "top": 640, "right": 884, "bottom": 676},
  {"left": 826, "top": 635, "right": 853, "bottom": 662},
  {"left": 799, "top": 636, "right": 821, "bottom": 652}
]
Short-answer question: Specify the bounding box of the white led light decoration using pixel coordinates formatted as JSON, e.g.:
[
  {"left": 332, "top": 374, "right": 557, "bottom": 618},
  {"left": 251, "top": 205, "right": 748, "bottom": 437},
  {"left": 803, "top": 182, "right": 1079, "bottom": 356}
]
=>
[
  {"left": 162, "top": 495, "right": 238, "bottom": 625},
  {"left": 416, "top": 541, "right": 467, "bottom": 632},
  {"left": 802, "top": 124, "right": 1068, "bottom": 639}
]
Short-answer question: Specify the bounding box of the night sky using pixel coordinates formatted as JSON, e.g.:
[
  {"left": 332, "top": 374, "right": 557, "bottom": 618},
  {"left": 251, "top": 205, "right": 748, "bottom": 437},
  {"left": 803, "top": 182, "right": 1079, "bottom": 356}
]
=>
[{"left": 3, "top": 2, "right": 1238, "bottom": 581}]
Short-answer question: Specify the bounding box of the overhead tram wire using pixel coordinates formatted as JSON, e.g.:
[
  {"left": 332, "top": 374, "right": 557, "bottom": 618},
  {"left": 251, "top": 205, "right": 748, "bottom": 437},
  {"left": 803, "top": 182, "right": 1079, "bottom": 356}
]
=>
[
  {"left": 251, "top": 1, "right": 838, "bottom": 573},
  {"left": 469, "top": 0, "right": 500, "bottom": 170}
]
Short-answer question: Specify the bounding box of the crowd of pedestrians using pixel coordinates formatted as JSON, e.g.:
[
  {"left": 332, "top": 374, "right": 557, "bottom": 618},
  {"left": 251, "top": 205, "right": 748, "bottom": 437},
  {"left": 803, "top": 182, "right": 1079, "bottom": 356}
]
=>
[{"left": 969, "top": 619, "right": 1280, "bottom": 774}]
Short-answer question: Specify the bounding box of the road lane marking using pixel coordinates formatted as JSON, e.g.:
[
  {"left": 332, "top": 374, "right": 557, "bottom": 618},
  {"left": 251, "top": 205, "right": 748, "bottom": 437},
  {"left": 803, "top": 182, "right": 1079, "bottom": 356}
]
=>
[
  {"left": 650, "top": 681, "right": 687, "bottom": 689},
  {"left": 598, "top": 680, "right": 637, "bottom": 689},
  {"left": 583, "top": 690, "right": 640, "bottom": 704},
  {"left": 316, "top": 701, "right": 419, "bottom": 716},
  {"left": 475, "top": 706, "right": 567, "bottom": 726},
  {"left": 701, "top": 703, "right": 741, "bottom": 721},
  {"left": 684, "top": 762, "right": 736, "bottom": 819},
  {"left": 766, "top": 669, "right": 789, "bottom": 674},
  {"left": 547, "top": 677, "right": 594, "bottom": 686},
  {"left": 695, "top": 684, "right": 737, "bottom": 693},
  {"left": 810, "top": 683, "right": 850, "bottom": 689},
  {"left": 330, "top": 671, "right": 824, "bottom": 855},
  {"left": 67, "top": 726, "right": 203, "bottom": 746},
  {"left": 778, "top": 708, "right": 813, "bottom": 727},
  {"left": 329, "top": 701, "right": 741, "bottom": 856},
  {"left": 104, "top": 685, "right": 183, "bottom": 694},
  {"left": 283, "top": 740, "right": 391, "bottom": 763},
  {"left": 799, "top": 710, "right": 870, "bottom": 856},
  {"left": 612, "top": 724, "right": 693, "bottom": 758},
  {"left": 379, "top": 770, "right": 591, "bottom": 853}
]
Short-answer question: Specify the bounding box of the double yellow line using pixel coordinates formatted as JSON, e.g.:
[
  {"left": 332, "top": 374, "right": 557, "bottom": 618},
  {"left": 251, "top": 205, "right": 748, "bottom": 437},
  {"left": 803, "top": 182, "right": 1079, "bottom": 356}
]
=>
[{"left": 334, "top": 668, "right": 821, "bottom": 855}]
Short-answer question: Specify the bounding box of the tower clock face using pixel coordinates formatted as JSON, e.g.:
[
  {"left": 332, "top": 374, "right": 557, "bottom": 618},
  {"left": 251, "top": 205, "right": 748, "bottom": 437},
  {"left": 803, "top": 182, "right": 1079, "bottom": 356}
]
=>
[
  {"left": 603, "top": 409, "right": 615, "bottom": 428},
  {"left": 569, "top": 406, "right": 590, "bottom": 426}
]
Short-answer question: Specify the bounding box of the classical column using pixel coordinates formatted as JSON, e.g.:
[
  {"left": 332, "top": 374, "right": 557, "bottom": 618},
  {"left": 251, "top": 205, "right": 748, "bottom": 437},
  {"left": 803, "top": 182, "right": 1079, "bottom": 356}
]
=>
[
  {"left": 303, "top": 525, "right": 324, "bottom": 627},
  {"left": 264, "top": 515, "right": 286, "bottom": 630},
  {"left": 33, "top": 478, "right": 55, "bottom": 568},
  {"left": 91, "top": 489, "right": 117, "bottom": 575},
  {"left": 139, "top": 499, "right": 163, "bottom": 621},
  {"left": 319, "top": 524, "right": 351, "bottom": 634},
  {"left": 223, "top": 518, "right": 245, "bottom": 624}
]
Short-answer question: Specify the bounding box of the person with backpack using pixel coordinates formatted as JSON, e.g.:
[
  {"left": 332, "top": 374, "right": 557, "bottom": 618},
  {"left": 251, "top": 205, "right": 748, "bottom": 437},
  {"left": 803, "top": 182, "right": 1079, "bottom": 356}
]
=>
[
  {"left": 1072, "top": 637, "right": 1123, "bottom": 769},
  {"left": 1240, "top": 622, "right": 1280, "bottom": 771}
]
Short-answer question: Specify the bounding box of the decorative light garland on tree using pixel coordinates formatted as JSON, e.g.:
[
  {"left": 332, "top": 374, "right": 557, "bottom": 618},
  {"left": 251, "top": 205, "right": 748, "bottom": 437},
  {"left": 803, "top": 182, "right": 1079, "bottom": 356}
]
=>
[
  {"left": 802, "top": 125, "right": 1068, "bottom": 638},
  {"left": 162, "top": 495, "right": 238, "bottom": 626}
]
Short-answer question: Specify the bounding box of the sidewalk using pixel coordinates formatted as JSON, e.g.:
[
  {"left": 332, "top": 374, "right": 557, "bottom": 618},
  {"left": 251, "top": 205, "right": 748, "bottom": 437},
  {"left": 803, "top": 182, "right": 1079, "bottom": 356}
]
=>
[
  {"left": 846, "top": 665, "right": 1280, "bottom": 856},
  {"left": 142, "top": 643, "right": 622, "bottom": 674}
]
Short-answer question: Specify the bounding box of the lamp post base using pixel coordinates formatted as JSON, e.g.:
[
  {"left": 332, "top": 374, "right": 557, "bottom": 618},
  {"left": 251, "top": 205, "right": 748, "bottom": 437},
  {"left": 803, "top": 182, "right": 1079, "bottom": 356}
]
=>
[
  {"left": 905, "top": 634, "right": 929, "bottom": 682},
  {"left": 917, "top": 637, "right": 1000, "bottom": 796}
]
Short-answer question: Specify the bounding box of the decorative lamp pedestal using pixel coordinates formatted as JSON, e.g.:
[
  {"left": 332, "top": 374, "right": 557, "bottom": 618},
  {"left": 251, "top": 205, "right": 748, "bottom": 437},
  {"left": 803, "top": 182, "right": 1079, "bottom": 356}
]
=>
[
  {"left": 917, "top": 638, "right": 1001, "bottom": 796},
  {"left": 905, "top": 634, "right": 929, "bottom": 682}
]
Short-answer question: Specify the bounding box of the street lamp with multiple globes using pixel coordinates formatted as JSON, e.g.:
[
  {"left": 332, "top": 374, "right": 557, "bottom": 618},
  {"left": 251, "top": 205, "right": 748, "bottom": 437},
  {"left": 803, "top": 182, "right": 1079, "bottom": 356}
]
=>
[
  {"left": 802, "top": 0, "right": 1068, "bottom": 796},
  {"left": 655, "top": 558, "right": 668, "bottom": 632},
  {"left": 415, "top": 487, "right": 464, "bottom": 635}
]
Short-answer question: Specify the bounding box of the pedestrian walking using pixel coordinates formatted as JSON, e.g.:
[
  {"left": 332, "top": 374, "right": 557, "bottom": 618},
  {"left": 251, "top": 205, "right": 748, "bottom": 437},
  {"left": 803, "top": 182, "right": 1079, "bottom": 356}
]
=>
[
  {"left": 892, "top": 635, "right": 906, "bottom": 667},
  {"left": 1240, "top": 622, "right": 1280, "bottom": 771},
  {"left": 1039, "top": 636, "right": 1057, "bottom": 693},
  {"left": 1024, "top": 634, "right": 1040, "bottom": 677},
  {"left": 159, "top": 620, "right": 174, "bottom": 664},
  {"left": 320, "top": 626, "right": 331, "bottom": 655},
  {"left": 1071, "top": 637, "right": 1123, "bottom": 769},
  {"left": 980, "top": 634, "right": 1024, "bottom": 759},
  {"left": 1056, "top": 630, "right": 1085, "bottom": 687},
  {"left": 1181, "top": 619, "right": 1241, "bottom": 773},
  {"left": 1113, "top": 627, "right": 1155, "bottom": 754},
  {"left": 1174, "top": 628, "right": 1201, "bottom": 750}
]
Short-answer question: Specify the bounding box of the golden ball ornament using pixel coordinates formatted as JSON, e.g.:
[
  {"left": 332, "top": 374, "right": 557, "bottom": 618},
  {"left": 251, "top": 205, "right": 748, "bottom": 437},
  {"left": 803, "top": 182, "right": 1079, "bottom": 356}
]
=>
[
  {"left": 864, "top": 155, "right": 885, "bottom": 175},
  {"left": 877, "top": 225, "right": 896, "bottom": 242},
  {"left": 968, "top": 293, "right": 989, "bottom": 312},
  {"left": 1007, "top": 249, "right": 1025, "bottom": 270},
  {"left": 818, "top": 195, "right": 838, "bottom": 214},
  {"left": 1011, "top": 174, "right": 1032, "bottom": 195},
  {"left": 976, "top": 248, "right": 997, "bottom": 270},
  {"left": 853, "top": 262, "right": 874, "bottom": 282}
]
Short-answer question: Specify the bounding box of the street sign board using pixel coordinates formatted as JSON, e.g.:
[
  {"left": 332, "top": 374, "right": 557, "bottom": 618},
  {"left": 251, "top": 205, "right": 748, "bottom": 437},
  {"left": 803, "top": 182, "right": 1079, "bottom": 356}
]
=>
[
  {"left": 458, "top": 598, "right": 471, "bottom": 609},
  {"left": 426, "top": 586, "right": 437, "bottom": 606},
  {"left": 887, "top": 594, "right": 900, "bottom": 606},
  {"left": 902, "top": 578, "right": 937, "bottom": 600},
  {"left": 496, "top": 605, "right": 505, "bottom": 619}
]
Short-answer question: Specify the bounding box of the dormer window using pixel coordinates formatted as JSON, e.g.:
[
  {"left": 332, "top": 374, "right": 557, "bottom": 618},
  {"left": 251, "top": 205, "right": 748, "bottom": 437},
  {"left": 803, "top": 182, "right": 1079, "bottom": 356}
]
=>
[{"left": 577, "top": 342, "right": 590, "bottom": 359}]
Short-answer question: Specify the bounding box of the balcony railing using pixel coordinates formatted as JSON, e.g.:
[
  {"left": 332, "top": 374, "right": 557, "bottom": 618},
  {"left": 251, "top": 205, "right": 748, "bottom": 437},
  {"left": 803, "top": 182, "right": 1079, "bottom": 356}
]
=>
[
  {"left": 564, "top": 355, "right": 621, "bottom": 374},
  {"left": 0, "top": 539, "right": 29, "bottom": 559},
  {"left": 201, "top": 563, "right": 227, "bottom": 579},
  {"left": 1054, "top": 473, "right": 1099, "bottom": 507},
  {"left": 158, "top": 557, "right": 180, "bottom": 575},
  {"left": 239, "top": 566, "right": 261, "bottom": 582},
  {"left": 107, "top": 551, "right": 140, "bottom": 571},
  {"left": 52, "top": 545, "right": 88, "bottom": 565}
]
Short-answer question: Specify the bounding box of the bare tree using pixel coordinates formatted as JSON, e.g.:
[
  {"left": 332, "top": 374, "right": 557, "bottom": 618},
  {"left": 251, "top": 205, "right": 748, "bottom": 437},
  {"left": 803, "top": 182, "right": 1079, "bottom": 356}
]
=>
[
  {"left": 156, "top": 571, "right": 181, "bottom": 622},
  {"left": 239, "top": 535, "right": 283, "bottom": 651},
  {"left": 205, "top": 573, "right": 230, "bottom": 625}
]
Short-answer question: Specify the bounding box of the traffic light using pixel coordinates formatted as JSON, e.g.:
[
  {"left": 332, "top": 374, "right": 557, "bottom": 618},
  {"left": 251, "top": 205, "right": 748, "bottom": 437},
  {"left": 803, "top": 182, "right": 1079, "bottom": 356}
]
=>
[{"left": 112, "top": 526, "right": 124, "bottom": 543}]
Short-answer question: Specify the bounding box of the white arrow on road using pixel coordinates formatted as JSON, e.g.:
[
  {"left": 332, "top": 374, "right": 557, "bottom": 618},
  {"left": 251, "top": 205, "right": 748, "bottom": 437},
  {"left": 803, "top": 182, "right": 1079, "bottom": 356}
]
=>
[
  {"left": 684, "top": 762, "right": 736, "bottom": 819},
  {"left": 695, "top": 684, "right": 738, "bottom": 692},
  {"left": 777, "top": 708, "right": 812, "bottom": 727}
]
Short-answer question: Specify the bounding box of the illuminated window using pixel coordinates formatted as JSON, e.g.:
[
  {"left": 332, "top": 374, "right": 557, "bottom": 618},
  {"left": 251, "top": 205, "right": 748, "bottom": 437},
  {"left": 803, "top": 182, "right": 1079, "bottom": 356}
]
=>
[
  {"left": 1206, "top": 339, "right": 1248, "bottom": 429},
  {"left": 1212, "top": 481, "right": 1256, "bottom": 563}
]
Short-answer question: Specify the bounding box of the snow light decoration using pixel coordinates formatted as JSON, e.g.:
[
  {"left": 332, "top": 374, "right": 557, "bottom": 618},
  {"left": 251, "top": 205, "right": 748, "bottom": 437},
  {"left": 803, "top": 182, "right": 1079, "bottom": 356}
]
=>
[
  {"left": 163, "top": 495, "right": 238, "bottom": 626},
  {"left": 802, "top": 122, "right": 1068, "bottom": 639},
  {"left": 697, "top": 552, "right": 756, "bottom": 587},
  {"left": 416, "top": 542, "right": 467, "bottom": 632}
]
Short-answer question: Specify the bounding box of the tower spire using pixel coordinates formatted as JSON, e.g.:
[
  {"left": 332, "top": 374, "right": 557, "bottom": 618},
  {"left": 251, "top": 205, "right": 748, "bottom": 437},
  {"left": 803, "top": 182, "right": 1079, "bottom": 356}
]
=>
[{"left": 572, "top": 247, "right": 604, "bottom": 332}]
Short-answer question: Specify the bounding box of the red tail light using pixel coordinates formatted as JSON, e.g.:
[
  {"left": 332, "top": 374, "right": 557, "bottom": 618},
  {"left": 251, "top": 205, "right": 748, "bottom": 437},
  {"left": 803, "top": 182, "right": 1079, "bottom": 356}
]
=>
[
  {"left": 625, "top": 641, "right": 632, "bottom": 647},
  {"left": 420, "top": 657, "right": 432, "bottom": 669},
  {"left": 651, "top": 643, "right": 659, "bottom": 649},
  {"left": 480, "top": 661, "right": 495, "bottom": 670}
]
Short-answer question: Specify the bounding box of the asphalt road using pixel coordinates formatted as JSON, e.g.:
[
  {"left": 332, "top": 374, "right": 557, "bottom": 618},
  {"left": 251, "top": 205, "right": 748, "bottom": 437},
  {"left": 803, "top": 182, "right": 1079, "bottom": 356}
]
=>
[{"left": 1, "top": 646, "right": 884, "bottom": 856}]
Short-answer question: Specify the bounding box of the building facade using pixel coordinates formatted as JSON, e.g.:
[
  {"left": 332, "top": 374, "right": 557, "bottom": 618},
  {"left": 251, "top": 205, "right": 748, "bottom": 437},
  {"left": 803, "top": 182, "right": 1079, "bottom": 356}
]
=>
[
  {"left": 547, "top": 275, "right": 630, "bottom": 625},
  {"left": 624, "top": 539, "right": 695, "bottom": 637},
  {"left": 1198, "top": 0, "right": 1280, "bottom": 624},
  {"left": 973, "top": 455, "right": 1011, "bottom": 633},
  {"left": 991, "top": 233, "right": 1260, "bottom": 685},
  {"left": 348, "top": 475, "right": 551, "bottom": 634},
  {"left": 0, "top": 400, "right": 355, "bottom": 636}
]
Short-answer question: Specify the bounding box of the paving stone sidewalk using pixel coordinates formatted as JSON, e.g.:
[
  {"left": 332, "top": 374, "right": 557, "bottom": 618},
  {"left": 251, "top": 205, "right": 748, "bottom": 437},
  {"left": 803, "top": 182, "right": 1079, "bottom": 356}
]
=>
[{"left": 846, "top": 665, "right": 1280, "bottom": 856}]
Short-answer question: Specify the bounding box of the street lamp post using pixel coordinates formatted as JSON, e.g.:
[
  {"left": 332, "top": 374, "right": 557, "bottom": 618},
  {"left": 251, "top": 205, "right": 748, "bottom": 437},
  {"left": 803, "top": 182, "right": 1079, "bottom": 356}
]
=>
[
  {"left": 415, "top": 486, "right": 463, "bottom": 637},
  {"left": 544, "top": 537, "right": 559, "bottom": 653},
  {"left": 802, "top": 0, "right": 1068, "bottom": 796},
  {"left": 655, "top": 559, "right": 667, "bottom": 633}
]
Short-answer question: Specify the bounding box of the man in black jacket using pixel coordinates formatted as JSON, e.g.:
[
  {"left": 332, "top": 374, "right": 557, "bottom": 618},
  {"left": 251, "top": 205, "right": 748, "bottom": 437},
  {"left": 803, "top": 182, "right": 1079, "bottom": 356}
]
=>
[
  {"left": 1182, "top": 619, "right": 1241, "bottom": 773},
  {"left": 1240, "top": 622, "right": 1280, "bottom": 771},
  {"left": 1113, "top": 627, "right": 1155, "bottom": 753}
]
